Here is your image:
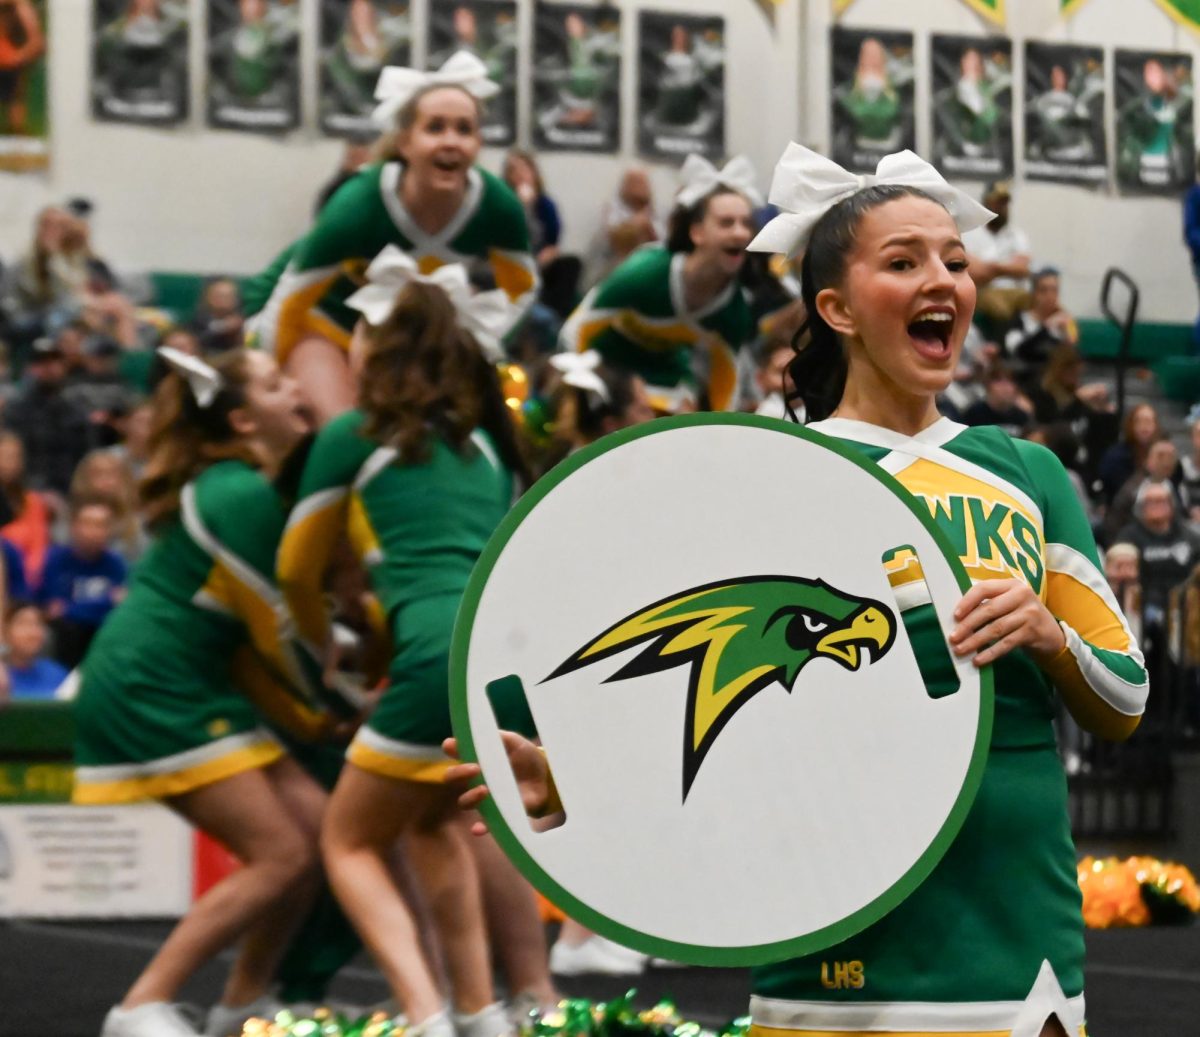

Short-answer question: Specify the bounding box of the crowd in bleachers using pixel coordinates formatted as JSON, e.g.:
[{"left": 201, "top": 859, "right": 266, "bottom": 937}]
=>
[{"left": 0, "top": 151, "right": 1197, "bottom": 761}]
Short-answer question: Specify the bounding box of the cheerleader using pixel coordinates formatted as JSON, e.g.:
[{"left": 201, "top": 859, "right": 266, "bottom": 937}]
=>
[
  {"left": 558, "top": 154, "right": 759, "bottom": 413},
  {"left": 277, "top": 249, "right": 529, "bottom": 1037},
  {"left": 451, "top": 146, "right": 1149, "bottom": 1037},
  {"left": 75, "top": 348, "right": 334, "bottom": 1037},
  {"left": 250, "top": 50, "right": 538, "bottom": 424}
]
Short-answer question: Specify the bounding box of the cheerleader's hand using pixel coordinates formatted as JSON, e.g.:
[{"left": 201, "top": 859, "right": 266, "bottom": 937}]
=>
[
  {"left": 443, "top": 732, "right": 554, "bottom": 837},
  {"left": 949, "top": 578, "right": 1065, "bottom": 667}
]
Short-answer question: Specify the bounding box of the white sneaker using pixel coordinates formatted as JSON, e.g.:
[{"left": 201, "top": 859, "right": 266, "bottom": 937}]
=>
[
  {"left": 205, "top": 994, "right": 284, "bottom": 1036},
  {"left": 454, "top": 1002, "right": 513, "bottom": 1037},
  {"left": 101, "top": 1002, "right": 201, "bottom": 1037},
  {"left": 549, "top": 935, "right": 646, "bottom": 976},
  {"left": 409, "top": 1010, "right": 457, "bottom": 1037}
]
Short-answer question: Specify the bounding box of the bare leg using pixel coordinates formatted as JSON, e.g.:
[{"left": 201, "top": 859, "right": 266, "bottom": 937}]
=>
[
  {"left": 321, "top": 764, "right": 450, "bottom": 1024},
  {"left": 218, "top": 758, "right": 328, "bottom": 1006},
  {"left": 404, "top": 812, "right": 494, "bottom": 1015},
  {"left": 122, "top": 767, "right": 320, "bottom": 1007},
  {"left": 285, "top": 337, "right": 357, "bottom": 426},
  {"left": 1040, "top": 1019, "right": 1070, "bottom": 1037},
  {"left": 470, "top": 827, "right": 558, "bottom": 1006}
]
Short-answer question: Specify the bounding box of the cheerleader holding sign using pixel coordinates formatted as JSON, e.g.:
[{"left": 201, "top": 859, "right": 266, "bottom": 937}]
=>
[
  {"left": 251, "top": 51, "right": 538, "bottom": 423},
  {"left": 449, "top": 146, "right": 1148, "bottom": 1037}
]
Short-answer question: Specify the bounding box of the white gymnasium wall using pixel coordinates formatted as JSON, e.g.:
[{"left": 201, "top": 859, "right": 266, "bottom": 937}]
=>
[
  {"left": 805, "top": 0, "right": 1200, "bottom": 323},
  {"left": 0, "top": 0, "right": 798, "bottom": 279},
  {"left": 1, "top": 0, "right": 1197, "bottom": 322}
]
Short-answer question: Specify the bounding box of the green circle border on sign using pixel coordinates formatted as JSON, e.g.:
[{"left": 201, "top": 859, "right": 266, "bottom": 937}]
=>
[{"left": 450, "top": 412, "right": 995, "bottom": 967}]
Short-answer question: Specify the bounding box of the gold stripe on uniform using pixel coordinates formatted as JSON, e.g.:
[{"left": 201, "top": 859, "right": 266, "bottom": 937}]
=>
[
  {"left": 72, "top": 741, "right": 284, "bottom": 804},
  {"left": 347, "top": 740, "right": 454, "bottom": 784}
]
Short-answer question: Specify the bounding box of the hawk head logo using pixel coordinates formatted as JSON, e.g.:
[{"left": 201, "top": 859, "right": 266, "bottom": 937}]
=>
[{"left": 544, "top": 576, "right": 896, "bottom": 800}]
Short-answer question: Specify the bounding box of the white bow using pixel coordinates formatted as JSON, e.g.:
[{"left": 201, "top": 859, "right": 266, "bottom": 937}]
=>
[
  {"left": 550, "top": 351, "right": 610, "bottom": 404},
  {"left": 345, "top": 246, "right": 514, "bottom": 361},
  {"left": 158, "top": 346, "right": 223, "bottom": 408},
  {"left": 675, "top": 154, "right": 764, "bottom": 210},
  {"left": 748, "top": 143, "right": 995, "bottom": 258},
  {"left": 372, "top": 50, "right": 500, "bottom": 129}
]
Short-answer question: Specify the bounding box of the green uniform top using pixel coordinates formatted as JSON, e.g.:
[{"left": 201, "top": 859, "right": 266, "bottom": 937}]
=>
[
  {"left": 249, "top": 163, "right": 537, "bottom": 360},
  {"left": 558, "top": 245, "right": 753, "bottom": 411},
  {"left": 748, "top": 416, "right": 1147, "bottom": 1027},
  {"left": 278, "top": 409, "right": 513, "bottom": 653},
  {"left": 80, "top": 460, "right": 328, "bottom": 749}
]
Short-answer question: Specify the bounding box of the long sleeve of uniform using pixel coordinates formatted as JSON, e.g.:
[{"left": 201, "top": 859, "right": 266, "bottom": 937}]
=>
[
  {"left": 278, "top": 411, "right": 375, "bottom": 655},
  {"left": 1016, "top": 440, "right": 1149, "bottom": 739},
  {"left": 185, "top": 466, "right": 329, "bottom": 734}
]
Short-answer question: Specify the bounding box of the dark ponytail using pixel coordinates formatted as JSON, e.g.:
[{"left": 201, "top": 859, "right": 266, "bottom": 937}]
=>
[{"left": 786, "top": 184, "right": 942, "bottom": 423}]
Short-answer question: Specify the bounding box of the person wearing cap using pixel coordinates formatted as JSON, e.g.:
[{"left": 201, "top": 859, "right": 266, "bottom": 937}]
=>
[
  {"left": 2, "top": 337, "right": 93, "bottom": 497},
  {"left": 962, "top": 178, "right": 1033, "bottom": 327}
]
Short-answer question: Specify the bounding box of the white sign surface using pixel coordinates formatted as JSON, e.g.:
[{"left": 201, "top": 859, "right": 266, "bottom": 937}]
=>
[{"left": 453, "top": 416, "right": 992, "bottom": 965}]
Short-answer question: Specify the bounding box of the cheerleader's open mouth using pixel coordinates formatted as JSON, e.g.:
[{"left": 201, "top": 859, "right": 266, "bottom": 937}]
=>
[{"left": 907, "top": 306, "right": 955, "bottom": 362}]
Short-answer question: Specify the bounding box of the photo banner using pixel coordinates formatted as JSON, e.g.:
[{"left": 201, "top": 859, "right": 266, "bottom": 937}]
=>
[
  {"left": 1114, "top": 48, "right": 1194, "bottom": 195},
  {"left": 428, "top": 0, "right": 517, "bottom": 147},
  {"left": 636, "top": 12, "right": 725, "bottom": 162},
  {"left": 1024, "top": 42, "right": 1106, "bottom": 186},
  {"left": 829, "top": 27, "right": 915, "bottom": 174},
  {"left": 1059, "top": 0, "right": 1092, "bottom": 15},
  {"left": 930, "top": 34, "right": 1013, "bottom": 179},
  {"left": 206, "top": 0, "right": 300, "bottom": 134},
  {"left": 959, "top": 0, "right": 1005, "bottom": 24},
  {"left": 92, "top": 0, "right": 189, "bottom": 126},
  {"left": 0, "top": 0, "right": 48, "bottom": 173},
  {"left": 318, "top": 0, "right": 411, "bottom": 139},
  {"left": 1154, "top": 1, "right": 1200, "bottom": 35},
  {"left": 533, "top": 2, "right": 621, "bottom": 153}
]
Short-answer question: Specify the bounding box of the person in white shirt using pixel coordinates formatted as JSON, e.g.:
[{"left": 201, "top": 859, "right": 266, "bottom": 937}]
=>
[{"left": 963, "top": 179, "right": 1032, "bottom": 325}]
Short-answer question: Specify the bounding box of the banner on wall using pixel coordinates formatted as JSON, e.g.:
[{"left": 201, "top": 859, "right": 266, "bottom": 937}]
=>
[
  {"left": 532, "top": 2, "right": 621, "bottom": 153},
  {"left": 91, "top": 0, "right": 189, "bottom": 126},
  {"left": 829, "top": 27, "right": 915, "bottom": 174},
  {"left": 1024, "top": 42, "right": 1106, "bottom": 186},
  {"left": 1058, "top": 0, "right": 1092, "bottom": 15},
  {"left": 206, "top": 0, "right": 300, "bottom": 134},
  {"left": 428, "top": 0, "right": 516, "bottom": 147},
  {"left": 318, "top": 0, "right": 411, "bottom": 138},
  {"left": 1154, "top": 1, "right": 1200, "bottom": 35},
  {"left": 0, "top": 0, "right": 48, "bottom": 172},
  {"left": 636, "top": 12, "right": 725, "bottom": 162},
  {"left": 1114, "top": 48, "right": 1194, "bottom": 195},
  {"left": 930, "top": 34, "right": 1013, "bottom": 179}
]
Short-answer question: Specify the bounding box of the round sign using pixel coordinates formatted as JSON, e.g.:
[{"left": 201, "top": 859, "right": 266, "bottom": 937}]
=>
[{"left": 451, "top": 414, "right": 993, "bottom": 966}]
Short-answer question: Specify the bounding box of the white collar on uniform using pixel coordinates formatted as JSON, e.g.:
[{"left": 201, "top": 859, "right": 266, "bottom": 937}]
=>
[{"left": 806, "top": 415, "right": 966, "bottom": 450}]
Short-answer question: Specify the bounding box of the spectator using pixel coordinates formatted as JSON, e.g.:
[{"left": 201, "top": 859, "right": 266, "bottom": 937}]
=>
[
  {"left": 0, "top": 431, "right": 51, "bottom": 587},
  {"left": 963, "top": 180, "right": 1032, "bottom": 327},
  {"left": 2, "top": 537, "right": 28, "bottom": 602},
  {"left": 62, "top": 335, "right": 137, "bottom": 446},
  {"left": 1103, "top": 541, "right": 1143, "bottom": 648},
  {"left": 590, "top": 166, "right": 663, "bottom": 280},
  {"left": 1002, "top": 268, "right": 1078, "bottom": 386},
  {"left": 503, "top": 149, "right": 562, "bottom": 267},
  {"left": 0, "top": 207, "right": 86, "bottom": 345},
  {"left": 3, "top": 337, "right": 93, "bottom": 496},
  {"left": 77, "top": 256, "right": 139, "bottom": 350},
  {"left": 1183, "top": 148, "right": 1200, "bottom": 348},
  {"left": 1181, "top": 415, "right": 1200, "bottom": 524},
  {"left": 105, "top": 399, "right": 153, "bottom": 483},
  {"left": 1097, "top": 402, "right": 1163, "bottom": 505},
  {"left": 752, "top": 340, "right": 797, "bottom": 420},
  {"left": 1105, "top": 438, "right": 1186, "bottom": 544},
  {"left": 5, "top": 602, "right": 68, "bottom": 700},
  {"left": 38, "top": 495, "right": 128, "bottom": 668},
  {"left": 963, "top": 365, "right": 1030, "bottom": 437},
  {"left": 1117, "top": 480, "right": 1200, "bottom": 628},
  {"left": 69, "top": 450, "right": 147, "bottom": 565},
  {"left": 188, "top": 275, "right": 246, "bottom": 353}
]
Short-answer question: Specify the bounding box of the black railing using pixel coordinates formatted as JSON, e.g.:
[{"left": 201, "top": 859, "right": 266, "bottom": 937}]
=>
[{"left": 1099, "top": 267, "right": 1141, "bottom": 424}]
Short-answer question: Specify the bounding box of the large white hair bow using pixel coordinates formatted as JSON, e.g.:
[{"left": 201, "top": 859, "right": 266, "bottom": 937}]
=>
[
  {"left": 345, "top": 246, "right": 514, "bottom": 361},
  {"left": 158, "top": 346, "right": 223, "bottom": 408},
  {"left": 675, "top": 154, "right": 764, "bottom": 210},
  {"left": 372, "top": 50, "right": 500, "bottom": 130},
  {"left": 549, "top": 351, "right": 610, "bottom": 404},
  {"left": 748, "top": 143, "right": 995, "bottom": 258}
]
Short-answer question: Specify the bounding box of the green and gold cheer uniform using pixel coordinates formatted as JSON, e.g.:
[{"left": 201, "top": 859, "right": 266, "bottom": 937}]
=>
[
  {"left": 249, "top": 163, "right": 537, "bottom": 362},
  {"left": 74, "top": 461, "right": 326, "bottom": 805},
  {"left": 559, "top": 245, "right": 753, "bottom": 411},
  {"left": 278, "top": 410, "right": 513, "bottom": 783},
  {"left": 749, "top": 418, "right": 1147, "bottom": 1037}
]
